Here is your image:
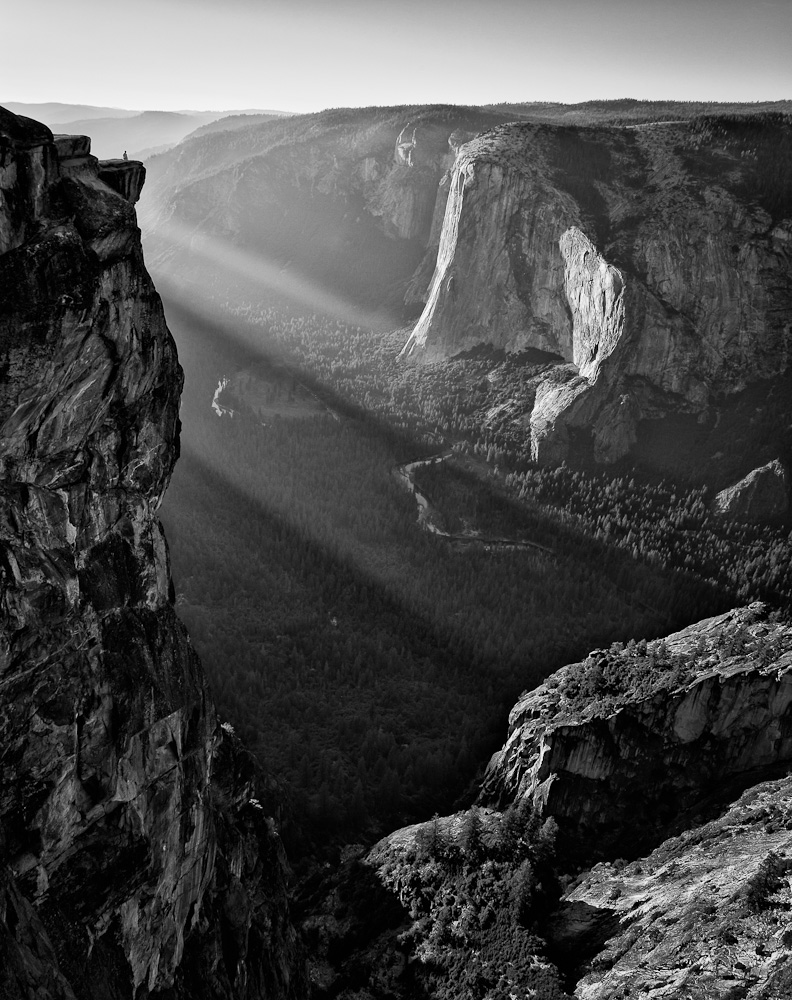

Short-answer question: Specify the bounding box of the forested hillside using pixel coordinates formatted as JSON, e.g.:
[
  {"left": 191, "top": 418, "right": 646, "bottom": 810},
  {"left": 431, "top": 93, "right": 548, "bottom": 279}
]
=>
[
  {"left": 481, "top": 98, "right": 792, "bottom": 124},
  {"left": 159, "top": 293, "right": 791, "bottom": 856}
]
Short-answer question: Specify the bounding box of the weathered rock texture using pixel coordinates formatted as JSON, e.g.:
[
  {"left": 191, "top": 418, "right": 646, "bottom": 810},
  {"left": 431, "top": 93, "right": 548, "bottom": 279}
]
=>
[
  {"left": 713, "top": 458, "right": 790, "bottom": 522},
  {"left": 403, "top": 118, "right": 792, "bottom": 464},
  {"left": 555, "top": 776, "right": 792, "bottom": 998},
  {"left": 481, "top": 603, "right": 792, "bottom": 861},
  {"left": 0, "top": 106, "right": 303, "bottom": 998}
]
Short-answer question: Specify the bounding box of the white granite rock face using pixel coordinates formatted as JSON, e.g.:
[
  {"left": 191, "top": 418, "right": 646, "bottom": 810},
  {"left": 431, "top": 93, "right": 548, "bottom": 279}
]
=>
[
  {"left": 561, "top": 228, "right": 626, "bottom": 380},
  {"left": 403, "top": 149, "right": 578, "bottom": 361},
  {"left": 405, "top": 122, "right": 792, "bottom": 463},
  {"left": 560, "top": 776, "right": 792, "bottom": 999}
]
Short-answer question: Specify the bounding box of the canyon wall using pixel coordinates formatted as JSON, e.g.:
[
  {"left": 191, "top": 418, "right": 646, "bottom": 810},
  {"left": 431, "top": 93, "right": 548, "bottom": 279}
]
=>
[
  {"left": 139, "top": 105, "right": 513, "bottom": 316},
  {"left": 138, "top": 107, "right": 792, "bottom": 470},
  {"left": 404, "top": 119, "right": 792, "bottom": 464},
  {"left": 0, "top": 107, "right": 303, "bottom": 999}
]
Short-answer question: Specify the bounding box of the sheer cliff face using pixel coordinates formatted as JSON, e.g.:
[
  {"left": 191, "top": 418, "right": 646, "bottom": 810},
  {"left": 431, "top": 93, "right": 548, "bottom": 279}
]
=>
[
  {"left": 404, "top": 150, "right": 577, "bottom": 361},
  {"left": 480, "top": 603, "right": 792, "bottom": 862},
  {"left": 139, "top": 105, "right": 512, "bottom": 314},
  {"left": 0, "top": 108, "right": 302, "bottom": 999},
  {"left": 403, "top": 119, "right": 792, "bottom": 464}
]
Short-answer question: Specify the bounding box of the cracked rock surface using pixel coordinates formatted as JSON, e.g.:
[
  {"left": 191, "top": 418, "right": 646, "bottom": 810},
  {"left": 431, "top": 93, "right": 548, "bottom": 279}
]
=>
[
  {"left": 555, "top": 776, "right": 792, "bottom": 999},
  {"left": 0, "top": 105, "right": 304, "bottom": 999}
]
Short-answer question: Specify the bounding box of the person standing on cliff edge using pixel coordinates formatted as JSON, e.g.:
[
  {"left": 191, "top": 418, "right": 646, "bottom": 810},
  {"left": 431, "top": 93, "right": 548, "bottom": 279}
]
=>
[{"left": 122, "top": 150, "right": 128, "bottom": 161}]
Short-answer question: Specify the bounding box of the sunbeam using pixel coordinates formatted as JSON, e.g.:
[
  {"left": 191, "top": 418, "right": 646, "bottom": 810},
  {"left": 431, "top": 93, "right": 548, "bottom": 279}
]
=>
[{"left": 143, "top": 214, "right": 398, "bottom": 333}]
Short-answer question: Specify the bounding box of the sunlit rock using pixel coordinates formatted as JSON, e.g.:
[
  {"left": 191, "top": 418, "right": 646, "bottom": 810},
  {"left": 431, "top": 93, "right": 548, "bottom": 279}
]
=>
[
  {"left": 481, "top": 604, "right": 792, "bottom": 861},
  {"left": 404, "top": 121, "right": 792, "bottom": 464},
  {"left": 713, "top": 458, "right": 789, "bottom": 522},
  {"left": 555, "top": 776, "right": 792, "bottom": 998}
]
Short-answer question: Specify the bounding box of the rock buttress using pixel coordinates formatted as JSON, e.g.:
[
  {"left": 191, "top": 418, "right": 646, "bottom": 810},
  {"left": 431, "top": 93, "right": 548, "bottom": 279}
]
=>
[
  {"left": 0, "top": 106, "right": 304, "bottom": 998},
  {"left": 480, "top": 604, "right": 792, "bottom": 863}
]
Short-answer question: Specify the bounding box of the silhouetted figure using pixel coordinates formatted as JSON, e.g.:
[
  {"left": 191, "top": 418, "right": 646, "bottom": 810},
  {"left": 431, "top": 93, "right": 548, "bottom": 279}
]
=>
[{"left": 122, "top": 150, "right": 128, "bottom": 161}]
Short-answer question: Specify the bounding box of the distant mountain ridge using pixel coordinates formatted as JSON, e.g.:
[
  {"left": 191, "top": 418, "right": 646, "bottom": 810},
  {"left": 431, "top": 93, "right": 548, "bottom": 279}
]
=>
[
  {"left": 0, "top": 100, "right": 141, "bottom": 121},
  {"left": 481, "top": 98, "right": 792, "bottom": 123},
  {"left": 1, "top": 101, "right": 292, "bottom": 159}
]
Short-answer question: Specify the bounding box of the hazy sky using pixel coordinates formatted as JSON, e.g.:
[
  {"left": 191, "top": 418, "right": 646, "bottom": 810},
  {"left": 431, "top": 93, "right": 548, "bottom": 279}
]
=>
[{"left": 3, "top": 0, "right": 790, "bottom": 113}]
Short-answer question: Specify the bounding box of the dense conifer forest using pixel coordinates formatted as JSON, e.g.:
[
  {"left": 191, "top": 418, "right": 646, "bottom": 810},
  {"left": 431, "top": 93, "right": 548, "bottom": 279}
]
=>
[
  {"left": 160, "top": 294, "right": 792, "bottom": 856},
  {"left": 305, "top": 804, "right": 570, "bottom": 999}
]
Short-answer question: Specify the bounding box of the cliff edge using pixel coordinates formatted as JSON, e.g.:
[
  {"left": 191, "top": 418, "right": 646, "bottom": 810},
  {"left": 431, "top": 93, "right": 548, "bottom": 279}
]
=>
[
  {"left": 481, "top": 603, "right": 792, "bottom": 862},
  {"left": 0, "top": 107, "right": 304, "bottom": 998}
]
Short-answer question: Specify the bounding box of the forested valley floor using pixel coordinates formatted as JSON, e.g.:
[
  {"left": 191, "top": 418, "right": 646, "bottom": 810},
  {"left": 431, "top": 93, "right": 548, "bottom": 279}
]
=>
[{"left": 159, "top": 293, "right": 792, "bottom": 858}]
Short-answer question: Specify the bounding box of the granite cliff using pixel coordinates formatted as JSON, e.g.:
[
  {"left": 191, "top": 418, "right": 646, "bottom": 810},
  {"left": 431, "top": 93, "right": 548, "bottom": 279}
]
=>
[
  {"left": 0, "top": 107, "right": 303, "bottom": 998},
  {"left": 403, "top": 117, "right": 792, "bottom": 467},
  {"left": 481, "top": 603, "right": 792, "bottom": 862},
  {"left": 139, "top": 107, "right": 792, "bottom": 477},
  {"left": 139, "top": 105, "right": 514, "bottom": 316}
]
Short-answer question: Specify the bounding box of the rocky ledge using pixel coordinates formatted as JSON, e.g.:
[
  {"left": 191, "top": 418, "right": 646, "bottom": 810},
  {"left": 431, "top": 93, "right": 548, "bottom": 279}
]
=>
[
  {"left": 554, "top": 775, "right": 792, "bottom": 998},
  {"left": 304, "top": 603, "right": 792, "bottom": 999},
  {"left": 481, "top": 603, "right": 792, "bottom": 861},
  {"left": 0, "top": 106, "right": 303, "bottom": 998}
]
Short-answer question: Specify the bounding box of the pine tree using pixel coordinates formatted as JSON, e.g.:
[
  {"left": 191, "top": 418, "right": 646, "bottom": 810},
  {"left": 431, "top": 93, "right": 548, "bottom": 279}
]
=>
[
  {"left": 510, "top": 858, "right": 537, "bottom": 923},
  {"left": 461, "top": 806, "right": 484, "bottom": 863}
]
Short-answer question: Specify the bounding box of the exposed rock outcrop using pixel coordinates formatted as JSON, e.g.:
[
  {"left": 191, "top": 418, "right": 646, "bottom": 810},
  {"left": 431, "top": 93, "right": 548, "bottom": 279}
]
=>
[
  {"left": 713, "top": 458, "right": 790, "bottom": 522},
  {"left": 312, "top": 603, "right": 792, "bottom": 998},
  {"left": 555, "top": 776, "right": 792, "bottom": 998},
  {"left": 97, "top": 158, "right": 146, "bottom": 204},
  {"left": 402, "top": 151, "right": 576, "bottom": 361},
  {"left": 481, "top": 604, "right": 792, "bottom": 861},
  {"left": 403, "top": 119, "right": 792, "bottom": 464},
  {"left": 0, "top": 107, "right": 303, "bottom": 998}
]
